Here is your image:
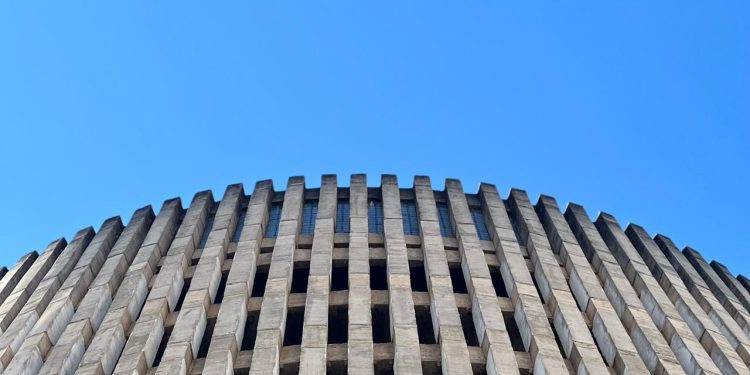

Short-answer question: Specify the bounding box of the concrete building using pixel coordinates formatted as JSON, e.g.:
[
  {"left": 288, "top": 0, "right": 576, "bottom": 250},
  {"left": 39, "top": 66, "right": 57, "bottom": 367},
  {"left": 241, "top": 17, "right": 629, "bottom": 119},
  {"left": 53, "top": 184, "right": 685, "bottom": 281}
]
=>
[{"left": 0, "top": 175, "right": 748, "bottom": 375}]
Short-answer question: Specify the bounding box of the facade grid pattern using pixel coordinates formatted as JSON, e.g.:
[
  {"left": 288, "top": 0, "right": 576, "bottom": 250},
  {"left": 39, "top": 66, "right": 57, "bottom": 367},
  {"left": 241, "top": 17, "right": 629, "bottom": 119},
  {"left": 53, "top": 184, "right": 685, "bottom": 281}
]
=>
[{"left": 0, "top": 175, "right": 747, "bottom": 375}]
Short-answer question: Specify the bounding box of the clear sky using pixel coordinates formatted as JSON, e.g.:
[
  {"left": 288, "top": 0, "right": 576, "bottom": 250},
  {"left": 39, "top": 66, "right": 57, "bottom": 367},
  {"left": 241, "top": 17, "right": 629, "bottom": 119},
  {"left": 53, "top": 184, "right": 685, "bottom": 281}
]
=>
[{"left": 0, "top": 2, "right": 748, "bottom": 275}]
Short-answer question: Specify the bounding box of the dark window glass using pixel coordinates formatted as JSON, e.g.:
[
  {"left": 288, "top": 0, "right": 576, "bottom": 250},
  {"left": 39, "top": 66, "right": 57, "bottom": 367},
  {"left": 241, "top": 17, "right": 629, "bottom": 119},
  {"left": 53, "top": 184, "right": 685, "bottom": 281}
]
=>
[
  {"left": 368, "top": 200, "right": 384, "bottom": 233},
  {"left": 197, "top": 317, "right": 216, "bottom": 358},
  {"left": 372, "top": 306, "right": 391, "bottom": 343},
  {"left": 265, "top": 203, "right": 282, "bottom": 238},
  {"left": 328, "top": 307, "right": 348, "bottom": 344},
  {"left": 283, "top": 308, "right": 305, "bottom": 346},
  {"left": 401, "top": 200, "right": 419, "bottom": 235},
  {"left": 232, "top": 209, "right": 247, "bottom": 242},
  {"left": 335, "top": 200, "right": 350, "bottom": 233},
  {"left": 471, "top": 207, "right": 491, "bottom": 240},
  {"left": 437, "top": 203, "right": 454, "bottom": 237},
  {"left": 301, "top": 201, "right": 318, "bottom": 235},
  {"left": 198, "top": 215, "right": 215, "bottom": 248}
]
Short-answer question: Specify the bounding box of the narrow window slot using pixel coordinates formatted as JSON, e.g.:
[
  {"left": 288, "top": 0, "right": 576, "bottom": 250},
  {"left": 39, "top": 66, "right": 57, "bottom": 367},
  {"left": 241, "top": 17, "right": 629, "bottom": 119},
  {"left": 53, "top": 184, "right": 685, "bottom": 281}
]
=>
[
  {"left": 371, "top": 306, "right": 391, "bottom": 343},
  {"left": 449, "top": 267, "right": 468, "bottom": 294},
  {"left": 331, "top": 264, "right": 349, "bottom": 291},
  {"left": 415, "top": 306, "right": 436, "bottom": 344},
  {"left": 251, "top": 271, "right": 268, "bottom": 297},
  {"left": 327, "top": 306, "right": 348, "bottom": 344},
  {"left": 283, "top": 308, "right": 305, "bottom": 346},
  {"left": 214, "top": 271, "right": 229, "bottom": 303},
  {"left": 370, "top": 262, "right": 388, "bottom": 291},
  {"left": 197, "top": 317, "right": 216, "bottom": 358},
  {"left": 290, "top": 267, "right": 310, "bottom": 294},
  {"left": 409, "top": 265, "right": 428, "bottom": 292},
  {"left": 460, "top": 309, "right": 480, "bottom": 347},
  {"left": 241, "top": 311, "right": 260, "bottom": 351},
  {"left": 503, "top": 312, "right": 526, "bottom": 351},
  {"left": 174, "top": 277, "right": 192, "bottom": 311},
  {"left": 152, "top": 325, "right": 173, "bottom": 366}
]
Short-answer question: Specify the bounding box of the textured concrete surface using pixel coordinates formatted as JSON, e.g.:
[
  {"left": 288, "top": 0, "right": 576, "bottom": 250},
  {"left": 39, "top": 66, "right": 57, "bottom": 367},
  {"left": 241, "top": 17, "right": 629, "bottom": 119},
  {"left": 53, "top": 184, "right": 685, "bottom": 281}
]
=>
[{"left": 0, "top": 175, "right": 747, "bottom": 374}]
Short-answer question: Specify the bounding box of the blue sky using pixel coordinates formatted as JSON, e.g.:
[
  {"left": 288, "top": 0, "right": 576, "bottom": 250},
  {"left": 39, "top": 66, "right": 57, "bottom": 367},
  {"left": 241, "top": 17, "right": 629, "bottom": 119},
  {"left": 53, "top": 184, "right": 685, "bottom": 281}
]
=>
[{"left": 0, "top": 2, "right": 748, "bottom": 275}]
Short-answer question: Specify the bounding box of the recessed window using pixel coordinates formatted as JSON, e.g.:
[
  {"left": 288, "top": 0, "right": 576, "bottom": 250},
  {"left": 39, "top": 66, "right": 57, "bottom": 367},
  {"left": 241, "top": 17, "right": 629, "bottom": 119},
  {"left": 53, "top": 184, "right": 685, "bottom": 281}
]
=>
[
  {"left": 251, "top": 271, "right": 268, "bottom": 297},
  {"left": 460, "top": 309, "right": 480, "bottom": 347},
  {"left": 449, "top": 267, "right": 468, "bottom": 294},
  {"left": 489, "top": 266, "right": 509, "bottom": 297},
  {"left": 372, "top": 306, "right": 391, "bottom": 343},
  {"left": 331, "top": 264, "right": 348, "bottom": 291},
  {"left": 232, "top": 209, "right": 247, "bottom": 242},
  {"left": 301, "top": 201, "right": 318, "bottom": 235},
  {"left": 470, "top": 207, "right": 491, "bottom": 241},
  {"left": 283, "top": 308, "right": 305, "bottom": 346},
  {"left": 410, "top": 265, "right": 428, "bottom": 292},
  {"left": 504, "top": 312, "right": 526, "bottom": 351},
  {"left": 415, "top": 306, "right": 436, "bottom": 344},
  {"left": 368, "top": 200, "right": 384, "bottom": 233},
  {"left": 370, "top": 261, "right": 388, "bottom": 291},
  {"left": 437, "top": 203, "right": 454, "bottom": 237},
  {"left": 197, "top": 317, "right": 216, "bottom": 358},
  {"left": 175, "top": 277, "right": 192, "bottom": 311},
  {"left": 198, "top": 215, "right": 215, "bottom": 248},
  {"left": 265, "top": 203, "right": 283, "bottom": 238},
  {"left": 241, "top": 310, "right": 260, "bottom": 351},
  {"left": 152, "top": 325, "right": 173, "bottom": 366},
  {"left": 214, "top": 271, "right": 229, "bottom": 303},
  {"left": 328, "top": 306, "right": 348, "bottom": 344},
  {"left": 290, "top": 267, "right": 310, "bottom": 294},
  {"left": 335, "top": 200, "right": 350, "bottom": 233},
  {"left": 401, "top": 201, "right": 419, "bottom": 235}
]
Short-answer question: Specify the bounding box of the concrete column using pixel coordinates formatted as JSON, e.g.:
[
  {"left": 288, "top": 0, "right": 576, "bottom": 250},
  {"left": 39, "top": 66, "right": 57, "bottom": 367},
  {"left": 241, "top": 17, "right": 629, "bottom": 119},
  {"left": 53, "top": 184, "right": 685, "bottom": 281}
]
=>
[
  {"left": 112, "top": 191, "right": 213, "bottom": 375},
  {"left": 626, "top": 224, "right": 749, "bottom": 374},
  {"left": 0, "top": 252, "right": 38, "bottom": 308},
  {"left": 38, "top": 206, "right": 154, "bottom": 375},
  {"left": 507, "top": 190, "right": 609, "bottom": 375},
  {"left": 347, "top": 174, "right": 373, "bottom": 375},
  {"left": 202, "top": 180, "right": 273, "bottom": 375},
  {"left": 5, "top": 215, "right": 128, "bottom": 375},
  {"left": 477, "top": 184, "right": 568, "bottom": 375},
  {"left": 380, "top": 175, "right": 422, "bottom": 374},
  {"left": 0, "top": 239, "right": 66, "bottom": 335},
  {"left": 535, "top": 196, "right": 648, "bottom": 374},
  {"left": 249, "top": 176, "right": 305, "bottom": 375},
  {"left": 413, "top": 177, "right": 474, "bottom": 374},
  {"left": 155, "top": 184, "right": 244, "bottom": 375},
  {"left": 564, "top": 204, "right": 684, "bottom": 374},
  {"left": 711, "top": 261, "right": 750, "bottom": 316},
  {"left": 75, "top": 198, "right": 182, "bottom": 375},
  {"left": 680, "top": 245, "right": 750, "bottom": 340},
  {"left": 0, "top": 227, "right": 94, "bottom": 371},
  {"left": 299, "top": 175, "right": 336, "bottom": 374},
  {"left": 444, "top": 179, "right": 519, "bottom": 375},
  {"left": 595, "top": 213, "right": 720, "bottom": 375},
  {"left": 654, "top": 234, "right": 750, "bottom": 366}
]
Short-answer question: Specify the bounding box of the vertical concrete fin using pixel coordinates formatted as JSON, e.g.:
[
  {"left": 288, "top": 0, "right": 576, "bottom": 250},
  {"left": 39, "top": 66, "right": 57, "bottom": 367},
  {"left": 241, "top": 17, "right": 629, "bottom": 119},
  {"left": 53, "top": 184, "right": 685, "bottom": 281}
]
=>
[
  {"left": 299, "top": 175, "right": 337, "bottom": 374},
  {"left": 347, "top": 174, "right": 374, "bottom": 375},
  {"left": 506, "top": 189, "right": 609, "bottom": 374},
  {"left": 536, "top": 196, "right": 649, "bottom": 374},
  {"left": 563, "top": 203, "right": 684, "bottom": 374},
  {"left": 413, "top": 177, "right": 475, "bottom": 374},
  {"left": 380, "top": 175, "right": 422, "bottom": 374},
  {"left": 249, "top": 177, "right": 305, "bottom": 375},
  {"left": 595, "top": 213, "right": 720, "bottom": 375},
  {"left": 626, "top": 224, "right": 750, "bottom": 375},
  {"left": 478, "top": 183, "right": 568, "bottom": 375}
]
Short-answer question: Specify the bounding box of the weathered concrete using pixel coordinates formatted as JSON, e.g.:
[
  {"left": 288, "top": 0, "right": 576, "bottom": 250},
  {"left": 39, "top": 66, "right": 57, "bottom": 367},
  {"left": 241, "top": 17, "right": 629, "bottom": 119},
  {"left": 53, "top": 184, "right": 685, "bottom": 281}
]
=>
[{"left": 0, "top": 176, "right": 743, "bottom": 375}]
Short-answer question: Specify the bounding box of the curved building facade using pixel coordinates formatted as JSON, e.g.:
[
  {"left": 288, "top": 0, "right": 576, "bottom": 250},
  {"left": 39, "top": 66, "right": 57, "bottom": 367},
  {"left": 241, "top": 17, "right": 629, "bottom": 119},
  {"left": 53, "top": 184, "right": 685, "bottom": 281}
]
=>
[{"left": 0, "top": 175, "right": 748, "bottom": 375}]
